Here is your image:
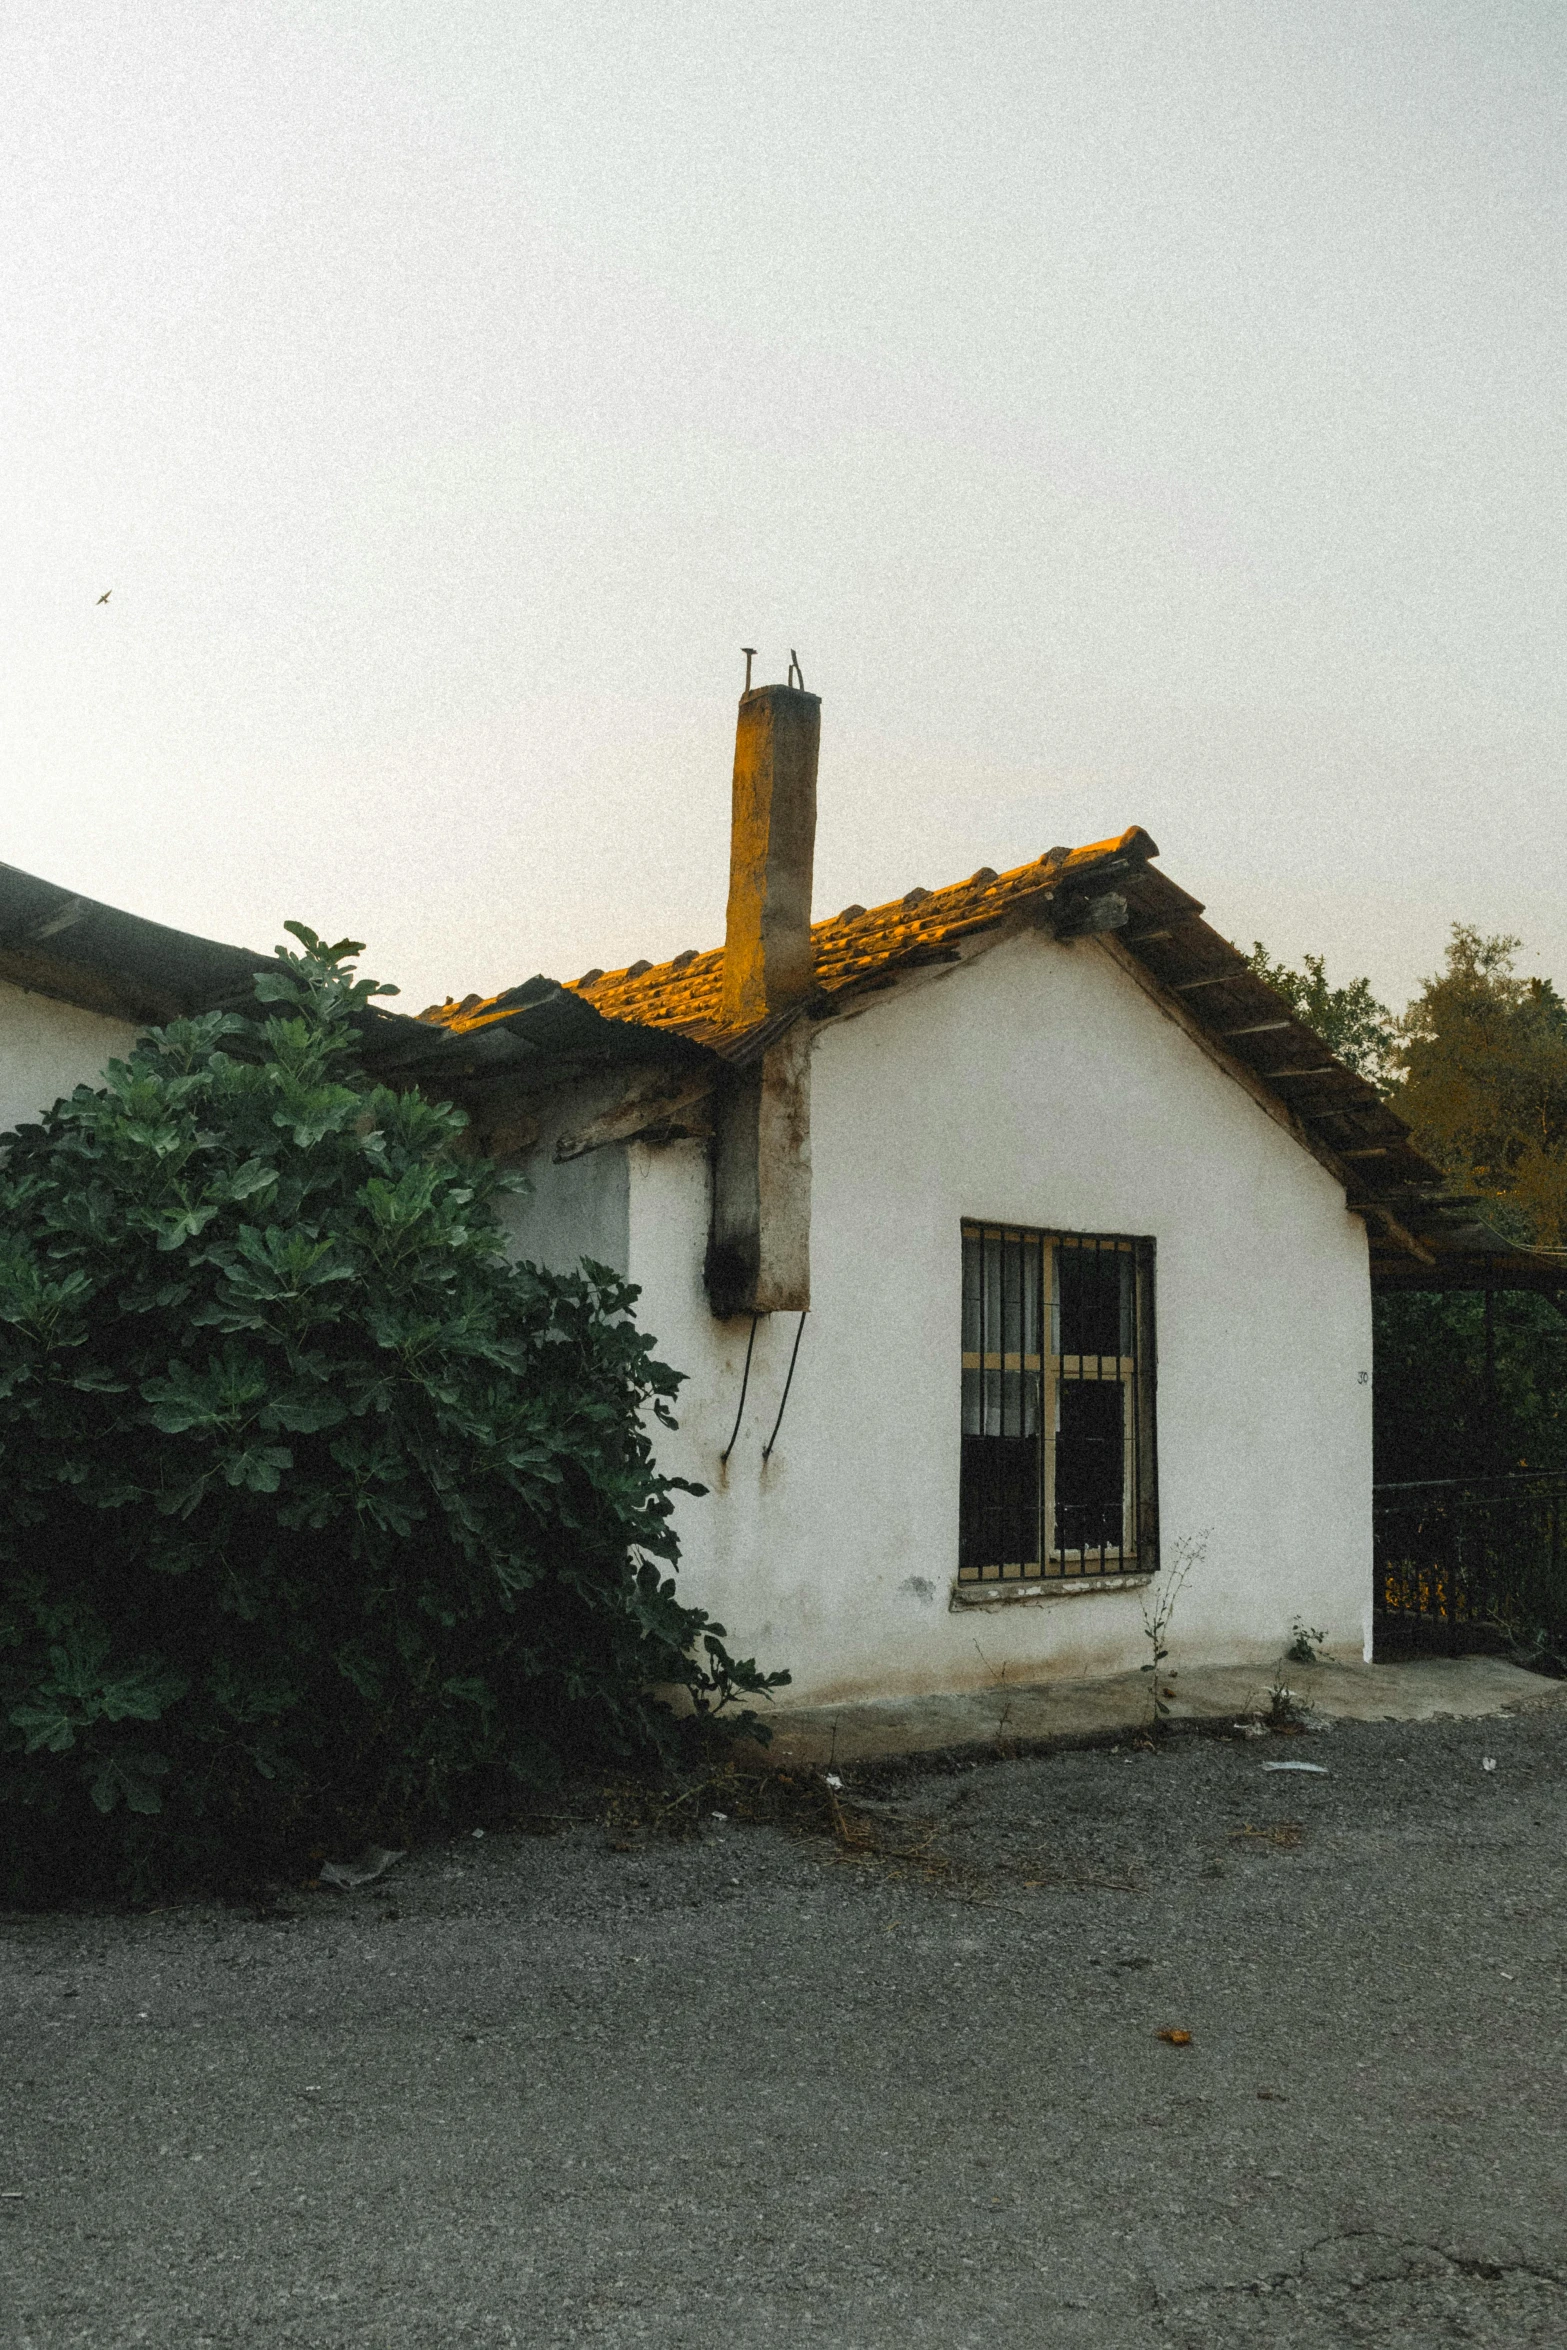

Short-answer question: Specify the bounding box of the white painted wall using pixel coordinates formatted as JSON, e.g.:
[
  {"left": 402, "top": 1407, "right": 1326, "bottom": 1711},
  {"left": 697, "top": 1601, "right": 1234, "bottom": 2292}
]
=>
[
  {"left": 624, "top": 925, "right": 1373, "bottom": 1710},
  {"left": 495, "top": 1139, "right": 630, "bottom": 1279},
  {"left": 0, "top": 980, "right": 137, "bottom": 1139}
]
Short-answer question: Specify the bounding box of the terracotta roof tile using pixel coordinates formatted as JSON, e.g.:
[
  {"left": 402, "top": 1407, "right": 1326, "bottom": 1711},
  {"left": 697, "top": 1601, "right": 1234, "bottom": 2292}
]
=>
[{"left": 420, "top": 826, "right": 1157, "bottom": 1058}]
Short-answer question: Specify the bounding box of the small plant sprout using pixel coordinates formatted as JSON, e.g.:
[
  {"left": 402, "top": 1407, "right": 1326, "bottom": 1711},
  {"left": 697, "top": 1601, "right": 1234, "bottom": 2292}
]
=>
[
  {"left": 1139, "top": 1531, "right": 1208, "bottom": 1737},
  {"left": 1265, "top": 1677, "right": 1302, "bottom": 1732},
  {"left": 1287, "top": 1619, "right": 1328, "bottom": 1665}
]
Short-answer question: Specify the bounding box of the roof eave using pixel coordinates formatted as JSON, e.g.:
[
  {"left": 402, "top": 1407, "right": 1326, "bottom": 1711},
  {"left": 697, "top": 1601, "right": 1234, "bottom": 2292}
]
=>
[{"left": 0, "top": 862, "right": 280, "bottom": 1025}]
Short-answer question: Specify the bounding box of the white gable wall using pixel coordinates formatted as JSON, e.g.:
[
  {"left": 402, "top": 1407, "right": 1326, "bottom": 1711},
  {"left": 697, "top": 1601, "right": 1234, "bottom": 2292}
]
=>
[
  {"left": 625, "top": 924, "right": 1372, "bottom": 1710},
  {"left": 0, "top": 980, "right": 137, "bottom": 1138}
]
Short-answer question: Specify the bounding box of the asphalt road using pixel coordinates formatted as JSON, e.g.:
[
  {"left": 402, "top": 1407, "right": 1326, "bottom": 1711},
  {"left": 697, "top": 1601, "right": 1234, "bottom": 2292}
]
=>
[{"left": 3, "top": 1705, "right": 1565, "bottom": 2348}]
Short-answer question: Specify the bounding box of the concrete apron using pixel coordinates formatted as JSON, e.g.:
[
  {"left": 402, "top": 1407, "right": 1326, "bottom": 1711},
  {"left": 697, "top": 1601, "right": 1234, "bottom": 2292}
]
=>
[{"left": 753, "top": 1654, "right": 1567, "bottom": 1769}]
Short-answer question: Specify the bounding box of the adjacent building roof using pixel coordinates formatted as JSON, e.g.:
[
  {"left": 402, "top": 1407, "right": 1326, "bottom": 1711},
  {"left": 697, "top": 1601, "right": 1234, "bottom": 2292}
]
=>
[
  {"left": 0, "top": 860, "right": 698, "bottom": 1091},
  {"left": 0, "top": 860, "right": 277, "bottom": 1026}
]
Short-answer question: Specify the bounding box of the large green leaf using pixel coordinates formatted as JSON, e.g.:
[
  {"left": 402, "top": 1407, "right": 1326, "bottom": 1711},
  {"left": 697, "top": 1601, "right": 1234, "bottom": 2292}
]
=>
[
  {"left": 8, "top": 1700, "right": 79, "bottom": 1754},
  {"left": 87, "top": 1749, "right": 171, "bottom": 1816}
]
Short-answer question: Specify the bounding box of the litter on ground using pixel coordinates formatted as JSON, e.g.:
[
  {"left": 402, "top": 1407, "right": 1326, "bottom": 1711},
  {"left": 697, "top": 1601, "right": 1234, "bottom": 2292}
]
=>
[{"left": 318, "top": 1845, "right": 407, "bottom": 1891}]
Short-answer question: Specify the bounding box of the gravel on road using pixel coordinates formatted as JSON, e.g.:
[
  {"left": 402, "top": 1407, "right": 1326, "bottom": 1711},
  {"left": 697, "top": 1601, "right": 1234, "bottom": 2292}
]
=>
[{"left": 3, "top": 1705, "right": 1565, "bottom": 2348}]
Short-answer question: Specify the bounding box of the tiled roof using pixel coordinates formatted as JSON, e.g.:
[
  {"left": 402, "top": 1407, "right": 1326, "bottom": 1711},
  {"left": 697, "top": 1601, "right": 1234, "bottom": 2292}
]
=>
[
  {"left": 4, "top": 847, "right": 1546, "bottom": 1297},
  {"left": 422, "top": 827, "right": 1158, "bottom": 1059},
  {"left": 414, "top": 825, "right": 1564, "bottom": 1296}
]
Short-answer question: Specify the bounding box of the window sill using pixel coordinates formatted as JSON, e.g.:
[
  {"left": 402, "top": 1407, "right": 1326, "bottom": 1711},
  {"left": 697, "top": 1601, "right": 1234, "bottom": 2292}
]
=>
[{"left": 950, "top": 1570, "right": 1154, "bottom": 1610}]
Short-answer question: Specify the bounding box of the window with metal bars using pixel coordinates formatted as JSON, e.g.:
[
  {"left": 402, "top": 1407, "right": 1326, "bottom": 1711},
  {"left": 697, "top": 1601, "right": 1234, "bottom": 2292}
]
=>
[{"left": 959, "top": 1223, "right": 1156, "bottom": 1584}]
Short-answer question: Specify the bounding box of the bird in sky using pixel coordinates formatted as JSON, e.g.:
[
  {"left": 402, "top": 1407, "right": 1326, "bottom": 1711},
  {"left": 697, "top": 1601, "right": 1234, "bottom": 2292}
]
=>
[{"left": 96, "top": 589, "right": 111, "bottom": 604}]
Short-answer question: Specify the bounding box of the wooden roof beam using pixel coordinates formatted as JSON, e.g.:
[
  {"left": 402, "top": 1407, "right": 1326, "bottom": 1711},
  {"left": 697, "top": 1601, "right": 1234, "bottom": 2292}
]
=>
[{"left": 1369, "top": 1208, "right": 1438, "bottom": 1268}]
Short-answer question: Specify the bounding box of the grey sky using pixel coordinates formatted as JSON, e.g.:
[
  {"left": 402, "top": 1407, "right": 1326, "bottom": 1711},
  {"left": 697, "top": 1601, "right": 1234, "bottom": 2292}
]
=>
[{"left": 4, "top": 1, "right": 1563, "bottom": 1018}]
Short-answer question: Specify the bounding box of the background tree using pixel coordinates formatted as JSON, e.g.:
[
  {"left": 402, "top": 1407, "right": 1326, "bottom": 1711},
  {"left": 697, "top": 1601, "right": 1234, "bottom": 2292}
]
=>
[
  {"left": 1244, "top": 942, "right": 1396, "bottom": 1090},
  {"left": 1381, "top": 926, "right": 1567, "bottom": 1489},
  {"left": 0, "top": 927, "right": 783, "bottom": 1902},
  {"left": 1374, "top": 1287, "right": 1567, "bottom": 1483},
  {"left": 1248, "top": 931, "right": 1567, "bottom": 1485},
  {"left": 1395, "top": 925, "right": 1567, "bottom": 1247}
]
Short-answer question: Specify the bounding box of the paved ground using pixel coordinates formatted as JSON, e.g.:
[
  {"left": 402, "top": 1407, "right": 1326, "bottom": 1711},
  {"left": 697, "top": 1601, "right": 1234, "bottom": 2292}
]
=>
[
  {"left": 760, "top": 1651, "right": 1567, "bottom": 1764},
  {"left": 4, "top": 1702, "right": 1566, "bottom": 2348}
]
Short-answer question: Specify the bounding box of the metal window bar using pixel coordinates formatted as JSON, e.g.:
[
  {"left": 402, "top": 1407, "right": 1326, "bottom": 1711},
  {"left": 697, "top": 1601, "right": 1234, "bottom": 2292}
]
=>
[{"left": 959, "top": 1222, "right": 1155, "bottom": 1584}]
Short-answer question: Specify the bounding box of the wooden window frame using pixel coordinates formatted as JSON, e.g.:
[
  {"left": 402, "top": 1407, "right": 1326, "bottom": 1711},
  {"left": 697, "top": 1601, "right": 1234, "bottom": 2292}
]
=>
[{"left": 958, "top": 1222, "right": 1158, "bottom": 1585}]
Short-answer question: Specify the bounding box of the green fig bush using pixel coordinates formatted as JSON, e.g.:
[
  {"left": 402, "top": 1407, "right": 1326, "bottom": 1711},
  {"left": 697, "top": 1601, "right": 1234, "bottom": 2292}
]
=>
[{"left": 0, "top": 926, "right": 784, "bottom": 1901}]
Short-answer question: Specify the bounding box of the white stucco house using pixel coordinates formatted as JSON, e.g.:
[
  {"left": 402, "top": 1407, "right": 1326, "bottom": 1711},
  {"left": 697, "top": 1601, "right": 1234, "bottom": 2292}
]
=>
[
  {"left": 0, "top": 685, "right": 1516, "bottom": 1716},
  {"left": 412, "top": 683, "right": 1488, "bottom": 1710}
]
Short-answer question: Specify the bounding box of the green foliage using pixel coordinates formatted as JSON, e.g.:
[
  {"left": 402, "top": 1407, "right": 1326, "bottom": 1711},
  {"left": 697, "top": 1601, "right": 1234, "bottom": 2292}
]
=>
[
  {"left": 1247, "top": 926, "right": 1567, "bottom": 1493},
  {"left": 1394, "top": 926, "right": 1567, "bottom": 1247},
  {"left": 1244, "top": 943, "right": 1396, "bottom": 1090},
  {"left": 1373, "top": 1288, "right": 1567, "bottom": 1483},
  {"left": 1138, "top": 1532, "right": 1203, "bottom": 1736},
  {"left": 1286, "top": 1620, "right": 1327, "bottom": 1666},
  {"left": 0, "top": 924, "right": 784, "bottom": 1902},
  {"left": 1370, "top": 929, "right": 1567, "bottom": 1498}
]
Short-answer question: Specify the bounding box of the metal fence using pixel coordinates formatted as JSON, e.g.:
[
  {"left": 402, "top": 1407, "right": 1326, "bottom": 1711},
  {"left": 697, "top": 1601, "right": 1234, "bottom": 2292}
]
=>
[{"left": 1374, "top": 1470, "right": 1567, "bottom": 1654}]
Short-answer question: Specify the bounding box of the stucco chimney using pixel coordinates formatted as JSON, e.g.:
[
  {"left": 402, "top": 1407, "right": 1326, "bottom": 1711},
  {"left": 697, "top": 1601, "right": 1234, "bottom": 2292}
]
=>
[
  {"left": 720, "top": 683, "right": 821, "bottom": 1028},
  {"left": 706, "top": 676, "right": 819, "bottom": 1320}
]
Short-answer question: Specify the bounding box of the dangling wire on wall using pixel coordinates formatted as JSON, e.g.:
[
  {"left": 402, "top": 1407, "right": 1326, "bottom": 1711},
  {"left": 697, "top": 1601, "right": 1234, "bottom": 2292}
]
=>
[
  {"left": 719, "top": 1314, "right": 760, "bottom": 1464},
  {"left": 761, "top": 1312, "right": 808, "bottom": 1461}
]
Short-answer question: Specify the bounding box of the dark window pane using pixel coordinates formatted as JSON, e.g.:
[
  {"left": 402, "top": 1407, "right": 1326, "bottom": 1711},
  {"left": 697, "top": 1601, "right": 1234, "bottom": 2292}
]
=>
[
  {"left": 961, "top": 1231, "right": 982, "bottom": 1358},
  {"left": 983, "top": 1232, "right": 1001, "bottom": 1420},
  {"left": 960, "top": 1433, "right": 1040, "bottom": 1569},
  {"left": 1057, "top": 1244, "right": 1131, "bottom": 1359},
  {"left": 1054, "top": 1380, "right": 1125, "bottom": 1554}
]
